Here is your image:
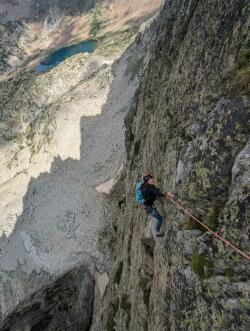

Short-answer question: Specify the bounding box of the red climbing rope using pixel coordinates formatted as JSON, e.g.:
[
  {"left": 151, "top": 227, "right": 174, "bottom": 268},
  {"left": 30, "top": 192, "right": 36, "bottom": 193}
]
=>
[{"left": 164, "top": 194, "right": 250, "bottom": 261}]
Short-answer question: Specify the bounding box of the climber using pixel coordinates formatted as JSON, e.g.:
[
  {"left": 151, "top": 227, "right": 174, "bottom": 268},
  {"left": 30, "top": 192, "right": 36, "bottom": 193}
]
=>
[{"left": 135, "top": 173, "right": 174, "bottom": 237}]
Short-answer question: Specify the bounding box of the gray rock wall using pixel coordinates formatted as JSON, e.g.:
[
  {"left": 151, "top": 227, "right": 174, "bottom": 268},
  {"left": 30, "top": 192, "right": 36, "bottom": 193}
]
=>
[
  {"left": 101, "top": 1, "right": 250, "bottom": 330},
  {"left": 0, "top": 264, "right": 95, "bottom": 331}
]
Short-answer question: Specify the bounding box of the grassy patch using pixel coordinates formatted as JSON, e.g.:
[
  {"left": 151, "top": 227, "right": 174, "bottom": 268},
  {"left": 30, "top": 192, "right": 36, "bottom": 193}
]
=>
[
  {"left": 106, "top": 316, "right": 115, "bottom": 331},
  {"left": 203, "top": 200, "right": 225, "bottom": 231},
  {"left": 106, "top": 298, "right": 119, "bottom": 331},
  {"left": 95, "top": 29, "right": 135, "bottom": 57},
  {"left": 196, "top": 166, "right": 211, "bottom": 190},
  {"left": 191, "top": 255, "right": 213, "bottom": 279},
  {"left": 204, "top": 210, "right": 219, "bottom": 231},
  {"left": 237, "top": 48, "right": 250, "bottom": 68},
  {"left": 227, "top": 48, "right": 250, "bottom": 95},
  {"left": 106, "top": 311, "right": 116, "bottom": 331},
  {"left": 224, "top": 268, "right": 235, "bottom": 279},
  {"left": 120, "top": 294, "right": 131, "bottom": 312},
  {"left": 98, "top": 67, "right": 112, "bottom": 89},
  {"left": 90, "top": 7, "right": 102, "bottom": 38},
  {"left": 182, "top": 218, "right": 204, "bottom": 231},
  {"left": 139, "top": 278, "right": 151, "bottom": 307},
  {"left": 182, "top": 201, "right": 224, "bottom": 232},
  {"left": 239, "top": 298, "right": 250, "bottom": 310},
  {"left": 114, "top": 261, "right": 123, "bottom": 285},
  {"left": 134, "top": 140, "right": 141, "bottom": 155}
]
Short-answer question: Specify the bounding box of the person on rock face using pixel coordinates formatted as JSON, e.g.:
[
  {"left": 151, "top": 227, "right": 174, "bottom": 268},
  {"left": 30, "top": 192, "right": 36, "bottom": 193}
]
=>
[{"left": 140, "top": 173, "right": 174, "bottom": 237}]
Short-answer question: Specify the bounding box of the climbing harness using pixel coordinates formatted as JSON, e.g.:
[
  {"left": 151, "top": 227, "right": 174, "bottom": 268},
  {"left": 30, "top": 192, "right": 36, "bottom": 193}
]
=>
[{"left": 164, "top": 194, "right": 250, "bottom": 261}]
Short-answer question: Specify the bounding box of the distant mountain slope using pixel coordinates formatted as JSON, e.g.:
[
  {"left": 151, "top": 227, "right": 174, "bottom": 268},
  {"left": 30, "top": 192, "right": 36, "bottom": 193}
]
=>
[
  {"left": 0, "top": 0, "right": 97, "bottom": 21},
  {"left": 0, "top": 0, "right": 161, "bottom": 75}
]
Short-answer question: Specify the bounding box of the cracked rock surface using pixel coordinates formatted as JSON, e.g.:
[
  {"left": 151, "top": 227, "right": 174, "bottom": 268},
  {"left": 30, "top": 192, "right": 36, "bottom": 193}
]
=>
[{"left": 100, "top": 1, "right": 250, "bottom": 330}]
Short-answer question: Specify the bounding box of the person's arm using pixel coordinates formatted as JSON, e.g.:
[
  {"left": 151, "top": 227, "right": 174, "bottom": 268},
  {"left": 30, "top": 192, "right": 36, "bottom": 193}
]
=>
[{"left": 148, "top": 185, "right": 165, "bottom": 197}]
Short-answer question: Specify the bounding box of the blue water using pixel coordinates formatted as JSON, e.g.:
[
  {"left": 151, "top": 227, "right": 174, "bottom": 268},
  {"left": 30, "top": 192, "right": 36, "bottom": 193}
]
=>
[{"left": 36, "top": 40, "right": 97, "bottom": 73}]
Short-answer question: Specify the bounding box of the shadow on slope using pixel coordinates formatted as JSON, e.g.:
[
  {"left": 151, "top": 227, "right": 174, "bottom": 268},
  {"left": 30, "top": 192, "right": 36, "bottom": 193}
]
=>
[{"left": 0, "top": 45, "right": 135, "bottom": 325}]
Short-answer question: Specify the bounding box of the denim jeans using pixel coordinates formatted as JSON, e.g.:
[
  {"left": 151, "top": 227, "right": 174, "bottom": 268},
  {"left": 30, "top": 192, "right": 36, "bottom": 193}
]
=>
[{"left": 147, "top": 207, "right": 163, "bottom": 232}]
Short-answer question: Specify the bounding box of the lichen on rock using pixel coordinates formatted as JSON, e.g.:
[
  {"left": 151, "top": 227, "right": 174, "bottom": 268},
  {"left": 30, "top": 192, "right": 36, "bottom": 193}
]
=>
[{"left": 100, "top": 0, "right": 250, "bottom": 330}]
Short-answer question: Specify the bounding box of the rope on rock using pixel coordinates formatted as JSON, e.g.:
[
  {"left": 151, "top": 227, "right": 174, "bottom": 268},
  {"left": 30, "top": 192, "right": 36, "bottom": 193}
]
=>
[{"left": 164, "top": 194, "right": 250, "bottom": 261}]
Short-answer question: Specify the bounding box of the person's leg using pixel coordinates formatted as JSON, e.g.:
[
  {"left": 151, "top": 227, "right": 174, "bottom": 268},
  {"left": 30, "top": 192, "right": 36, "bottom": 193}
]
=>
[{"left": 147, "top": 207, "right": 163, "bottom": 232}]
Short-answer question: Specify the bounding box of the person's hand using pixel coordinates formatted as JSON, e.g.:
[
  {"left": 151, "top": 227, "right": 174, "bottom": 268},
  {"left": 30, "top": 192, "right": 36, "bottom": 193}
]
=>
[{"left": 165, "top": 191, "right": 174, "bottom": 199}]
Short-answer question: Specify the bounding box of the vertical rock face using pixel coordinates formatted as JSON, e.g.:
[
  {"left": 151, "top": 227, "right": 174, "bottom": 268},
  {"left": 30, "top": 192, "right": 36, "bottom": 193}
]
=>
[
  {"left": 102, "top": 0, "right": 250, "bottom": 330},
  {"left": 0, "top": 264, "right": 95, "bottom": 331}
]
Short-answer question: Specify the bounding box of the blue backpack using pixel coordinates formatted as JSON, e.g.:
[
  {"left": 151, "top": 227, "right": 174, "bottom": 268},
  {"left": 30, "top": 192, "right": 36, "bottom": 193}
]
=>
[{"left": 135, "top": 181, "right": 145, "bottom": 205}]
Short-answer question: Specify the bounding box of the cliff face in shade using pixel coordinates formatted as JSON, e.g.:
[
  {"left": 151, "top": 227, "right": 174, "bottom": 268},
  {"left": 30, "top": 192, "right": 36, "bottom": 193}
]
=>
[
  {"left": 0, "top": 264, "right": 95, "bottom": 331},
  {"left": 100, "top": 1, "right": 250, "bottom": 330}
]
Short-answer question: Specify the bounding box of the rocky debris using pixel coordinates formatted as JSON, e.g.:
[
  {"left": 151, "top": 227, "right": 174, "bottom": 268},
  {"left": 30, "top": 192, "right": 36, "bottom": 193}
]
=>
[
  {"left": 0, "top": 4, "right": 154, "bottom": 320},
  {"left": 0, "top": 48, "right": 134, "bottom": 318},
  {"left": 100, "top": 0, "right": 250, "bottom": 330},
  {"left": 27, "top": 0, "right": 97, "bottom": 21},
  {"left": 0, "top": 0, "right": 97, "bottom": 22},
  {"left": 0, "top": 264, "right": 95, "bottom": 331},
  {"left": 0, "top": 53, "right": 89, "bottom": 142},
  {"left": 0, "top": 21, "right": 26, "bottom": 75}
]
